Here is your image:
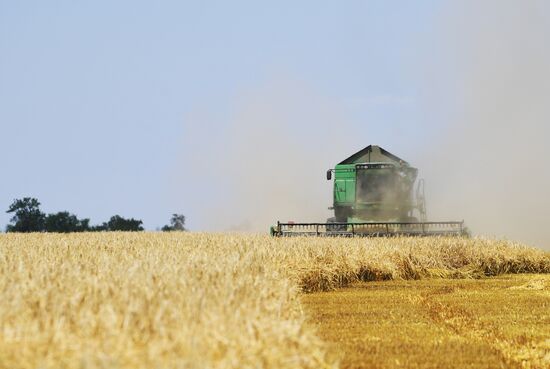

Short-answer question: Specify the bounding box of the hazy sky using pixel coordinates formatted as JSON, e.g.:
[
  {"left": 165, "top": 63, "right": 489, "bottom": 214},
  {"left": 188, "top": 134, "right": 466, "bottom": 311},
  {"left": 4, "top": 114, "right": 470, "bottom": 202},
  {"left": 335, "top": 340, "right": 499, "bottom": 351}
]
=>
[
  {"left": 1, "top": 1, "right": 438, "bottom": 229},
  {"left": 2, "top": 1, "right": 549, "bottom": 249}
]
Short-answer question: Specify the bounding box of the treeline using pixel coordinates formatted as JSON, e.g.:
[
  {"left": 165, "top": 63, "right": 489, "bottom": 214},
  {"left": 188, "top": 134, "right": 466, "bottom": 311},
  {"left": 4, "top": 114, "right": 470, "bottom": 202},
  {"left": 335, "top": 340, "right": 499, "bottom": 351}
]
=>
[{"left": 4, "top": 198, "right": 186, "bottom": 233}]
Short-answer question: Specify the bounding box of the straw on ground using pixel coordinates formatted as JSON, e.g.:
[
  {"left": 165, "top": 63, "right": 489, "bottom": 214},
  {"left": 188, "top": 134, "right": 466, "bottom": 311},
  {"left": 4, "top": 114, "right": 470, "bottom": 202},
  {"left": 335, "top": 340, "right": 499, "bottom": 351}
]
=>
[{"left": 0, "top": 233, "right": 548, "bottom": 368}]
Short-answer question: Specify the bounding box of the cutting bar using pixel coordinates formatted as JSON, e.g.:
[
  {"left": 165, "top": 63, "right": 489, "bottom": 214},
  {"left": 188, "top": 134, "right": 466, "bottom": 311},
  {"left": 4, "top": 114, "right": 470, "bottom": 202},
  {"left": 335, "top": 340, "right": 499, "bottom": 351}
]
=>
[{"left": 271, "top": 221, "right": 465, "bottom": 237}]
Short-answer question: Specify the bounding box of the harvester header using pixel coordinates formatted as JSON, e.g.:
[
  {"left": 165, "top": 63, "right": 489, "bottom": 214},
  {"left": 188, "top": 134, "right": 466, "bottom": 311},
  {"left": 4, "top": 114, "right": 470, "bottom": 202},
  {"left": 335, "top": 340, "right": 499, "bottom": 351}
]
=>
[{"left": 272, "top": 145, "right": 465, "bottom": 237}]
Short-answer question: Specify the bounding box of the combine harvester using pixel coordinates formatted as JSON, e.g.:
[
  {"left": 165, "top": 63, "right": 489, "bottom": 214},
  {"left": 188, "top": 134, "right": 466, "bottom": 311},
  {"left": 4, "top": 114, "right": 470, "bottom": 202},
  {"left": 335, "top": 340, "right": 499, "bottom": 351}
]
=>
[{"left": 271, "top": 145, "right": 466, "bottom": 237}]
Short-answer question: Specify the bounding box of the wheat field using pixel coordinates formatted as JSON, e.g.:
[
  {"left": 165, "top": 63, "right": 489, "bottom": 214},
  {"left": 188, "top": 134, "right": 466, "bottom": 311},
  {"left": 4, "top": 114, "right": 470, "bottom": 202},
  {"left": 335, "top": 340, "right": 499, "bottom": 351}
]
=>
[
  {"left": 304, "top": 275, "right": 550, "bottom": 369},
  {"left": 0, "top": 233, "right": 548, "bottom": 369}
]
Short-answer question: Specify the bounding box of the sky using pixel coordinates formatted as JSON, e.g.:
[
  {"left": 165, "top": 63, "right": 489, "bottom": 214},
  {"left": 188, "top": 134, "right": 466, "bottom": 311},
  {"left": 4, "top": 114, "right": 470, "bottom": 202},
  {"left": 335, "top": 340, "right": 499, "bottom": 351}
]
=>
[{"left": 1, "top": 1, "right": 549, "bottom": 249}]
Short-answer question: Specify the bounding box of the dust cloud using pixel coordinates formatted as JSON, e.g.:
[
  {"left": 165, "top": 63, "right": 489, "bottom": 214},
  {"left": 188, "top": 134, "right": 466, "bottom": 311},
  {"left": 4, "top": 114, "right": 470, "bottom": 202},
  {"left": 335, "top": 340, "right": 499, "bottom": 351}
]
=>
[
  {"left": 417, "top": 1, "right": 550, "bottom": 249},
  {"left": 179, "top": 1, "right": 550, "bottom": 248},
  {"left": 182, "top": 78, "right": 352, "bottom": 232}
]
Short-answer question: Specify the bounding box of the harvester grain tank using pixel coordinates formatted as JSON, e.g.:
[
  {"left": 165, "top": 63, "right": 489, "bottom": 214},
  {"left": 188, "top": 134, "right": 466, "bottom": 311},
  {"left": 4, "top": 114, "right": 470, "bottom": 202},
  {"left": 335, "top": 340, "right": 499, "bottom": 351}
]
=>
[{"left": 271, "top": 145, "right": 465, "bottom": 236}]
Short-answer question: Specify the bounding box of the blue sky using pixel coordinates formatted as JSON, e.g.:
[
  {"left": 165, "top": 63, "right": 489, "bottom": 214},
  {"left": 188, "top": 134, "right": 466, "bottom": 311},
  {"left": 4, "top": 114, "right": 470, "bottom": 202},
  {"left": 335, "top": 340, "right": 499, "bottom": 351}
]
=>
[{"left": 1, "top": 1, "right": 443, "bottom": 230}]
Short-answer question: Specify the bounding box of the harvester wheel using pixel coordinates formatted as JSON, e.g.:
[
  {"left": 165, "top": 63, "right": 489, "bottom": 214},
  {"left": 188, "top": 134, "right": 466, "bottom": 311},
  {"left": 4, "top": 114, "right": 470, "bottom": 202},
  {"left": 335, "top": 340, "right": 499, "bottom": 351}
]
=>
[{"left": 326, "top": 217, "right": 346, "bottom": 233}]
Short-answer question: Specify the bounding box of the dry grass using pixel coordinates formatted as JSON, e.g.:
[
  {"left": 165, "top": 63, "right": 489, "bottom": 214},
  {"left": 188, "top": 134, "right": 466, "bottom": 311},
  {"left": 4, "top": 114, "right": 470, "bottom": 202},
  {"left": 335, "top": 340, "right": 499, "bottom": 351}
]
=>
[
  {"left": 303, "top": 275, "right": 550, "bottom": 369},
  {"left": 0, "top": 233, "right": 548, "bottom": 368}
]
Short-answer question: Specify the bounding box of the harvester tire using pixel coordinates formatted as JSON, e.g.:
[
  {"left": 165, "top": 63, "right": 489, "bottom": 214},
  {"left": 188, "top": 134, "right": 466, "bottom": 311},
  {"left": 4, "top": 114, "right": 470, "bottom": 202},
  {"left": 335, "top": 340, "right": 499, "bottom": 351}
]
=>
[{"left": 326, "top": 217, "right": 346, "bottom": 232}]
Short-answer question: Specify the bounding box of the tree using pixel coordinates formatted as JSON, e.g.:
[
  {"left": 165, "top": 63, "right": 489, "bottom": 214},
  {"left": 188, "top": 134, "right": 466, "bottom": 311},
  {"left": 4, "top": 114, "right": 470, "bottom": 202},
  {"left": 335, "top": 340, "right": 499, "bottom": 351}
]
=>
[
  {"left": 162, "top": 214, "right": 186, "bottom": 232},
  {"left": 6, "top": 198, "right": 46, "bottom": 232},
  {"left": 90, "top": 224, "right": 108, "bottom": 232},
  {"left": 44, "top": 211, "right": 90, "bottom": 233},
  {"left": 94, "top": 215, "right": 144, "bottom": 232}
]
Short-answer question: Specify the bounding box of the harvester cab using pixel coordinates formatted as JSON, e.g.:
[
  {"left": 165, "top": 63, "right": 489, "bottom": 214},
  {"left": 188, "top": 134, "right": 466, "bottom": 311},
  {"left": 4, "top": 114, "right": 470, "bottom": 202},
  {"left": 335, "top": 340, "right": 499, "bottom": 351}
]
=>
[{"left": 272, "top": 145, "right": 465, "bottom": 237}]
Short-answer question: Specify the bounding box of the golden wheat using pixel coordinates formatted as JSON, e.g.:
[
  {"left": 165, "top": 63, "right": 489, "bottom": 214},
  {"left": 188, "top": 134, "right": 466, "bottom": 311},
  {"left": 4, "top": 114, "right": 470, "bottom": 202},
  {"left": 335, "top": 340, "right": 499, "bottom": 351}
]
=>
[
  {"left": 0, "top": 233, "right": 548, "bottom": 368},
  {"left": 304, "top": 275, "right": 550, "bottom": 369}
]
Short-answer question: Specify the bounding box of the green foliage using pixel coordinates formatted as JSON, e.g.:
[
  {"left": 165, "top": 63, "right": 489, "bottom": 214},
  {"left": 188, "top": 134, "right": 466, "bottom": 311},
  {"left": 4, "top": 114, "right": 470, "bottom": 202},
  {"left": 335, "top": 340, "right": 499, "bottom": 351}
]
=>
[
  {"left": 6, "top": 198, "right": 45, "bottom": 232},
  {"left": 90, "top": 224, "right": 108, "bottom": 232},
  {"left": 4, "top": 197, "right": 180, "bottom": 233},
  {"left": 44, "top": 212, "right": 90, "bottom": 233},
  {"left": 162, "top": 214, "right": 186, "bottom": 232},
  {"left": 95, "top": 215, "right": 144, "bottom": 232}
]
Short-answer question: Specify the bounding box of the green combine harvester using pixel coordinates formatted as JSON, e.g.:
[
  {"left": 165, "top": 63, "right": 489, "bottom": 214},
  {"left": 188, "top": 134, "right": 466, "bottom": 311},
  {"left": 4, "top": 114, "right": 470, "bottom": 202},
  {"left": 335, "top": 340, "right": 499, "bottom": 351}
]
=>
[{"left": 271, "top": 145, "right": 465, "bottom": 237}]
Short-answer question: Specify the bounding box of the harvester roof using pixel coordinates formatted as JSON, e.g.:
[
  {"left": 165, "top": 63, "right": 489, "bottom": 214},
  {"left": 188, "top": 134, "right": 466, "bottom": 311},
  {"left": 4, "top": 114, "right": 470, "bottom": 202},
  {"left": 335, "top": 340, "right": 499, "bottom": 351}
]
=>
[{"left": 338, "top": 145, "right": 409, "bottom": 166}]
